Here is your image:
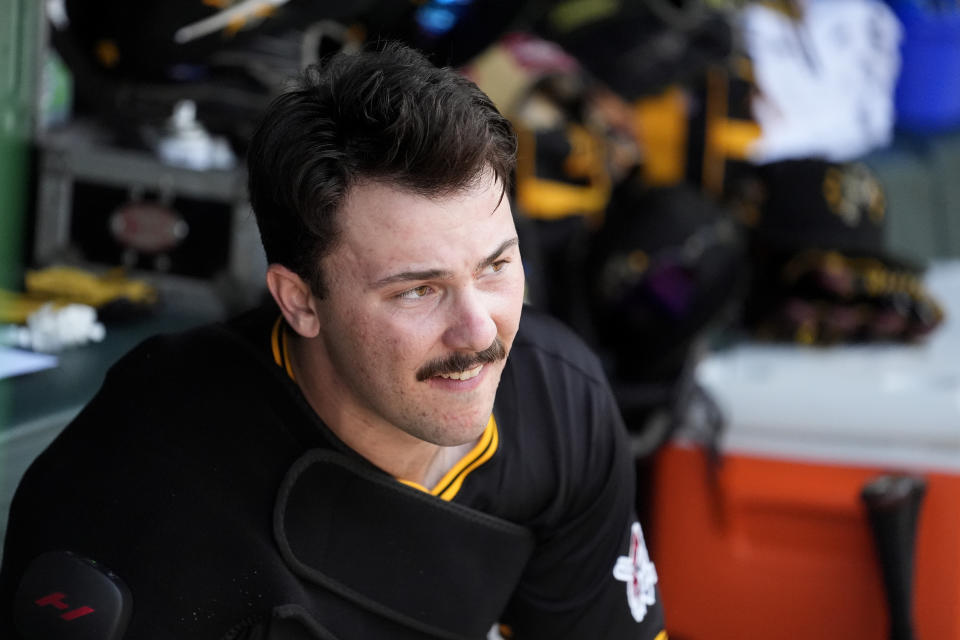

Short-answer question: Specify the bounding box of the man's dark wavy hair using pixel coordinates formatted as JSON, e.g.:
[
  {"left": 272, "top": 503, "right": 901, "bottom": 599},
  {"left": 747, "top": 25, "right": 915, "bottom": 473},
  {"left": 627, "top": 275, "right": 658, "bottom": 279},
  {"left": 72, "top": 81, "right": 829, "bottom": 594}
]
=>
[{"left": 247, "top": 41, "right": 517, "bottom": 298}]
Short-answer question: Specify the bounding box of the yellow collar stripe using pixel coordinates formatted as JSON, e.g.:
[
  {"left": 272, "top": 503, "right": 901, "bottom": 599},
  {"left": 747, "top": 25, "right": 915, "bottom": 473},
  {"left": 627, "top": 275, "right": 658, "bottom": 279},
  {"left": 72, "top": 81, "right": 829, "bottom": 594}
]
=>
[
  {"left": 270, "top": 316, "right": 283, "bottom": 367},
  {"left": 436, "top": 415, "right": 498, "bottom": 501},
  {"left": 397, "top": 415, "right": 499, "bottom": 502},
  {"left": 270, "top": 316, "right": 296, "bottom": 381},
  {"left": 280, "top": 325, "right": 294, "bottom": 380}
]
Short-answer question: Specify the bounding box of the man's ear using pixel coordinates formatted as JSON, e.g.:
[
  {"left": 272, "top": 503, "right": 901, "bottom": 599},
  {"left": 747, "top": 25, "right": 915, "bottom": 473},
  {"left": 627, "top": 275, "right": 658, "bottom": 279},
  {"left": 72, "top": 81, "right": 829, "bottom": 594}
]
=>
[{"left": 266, "top": 264, "right": 320, "bottom": 338}]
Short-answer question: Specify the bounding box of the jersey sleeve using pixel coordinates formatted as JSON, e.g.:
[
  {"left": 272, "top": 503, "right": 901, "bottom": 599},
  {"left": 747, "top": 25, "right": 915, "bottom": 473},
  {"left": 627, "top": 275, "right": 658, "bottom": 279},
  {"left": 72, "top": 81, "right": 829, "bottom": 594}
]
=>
[{"left": 501, "top": 354, "right": 666, "bottom": 639}]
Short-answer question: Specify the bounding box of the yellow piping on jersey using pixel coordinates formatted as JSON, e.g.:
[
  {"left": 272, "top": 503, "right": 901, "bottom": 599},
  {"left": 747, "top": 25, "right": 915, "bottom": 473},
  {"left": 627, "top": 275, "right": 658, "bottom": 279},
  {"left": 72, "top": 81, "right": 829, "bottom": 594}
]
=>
[
  {"left": 280, "top": 323, "right": 294, "bottom": 380},
  {"left": 397, "top": 414, "right": 499, "bottom": 501},
  {"left": 436, "top": 415, "right": 498, "bottom": 500},
  {"left": 270, "top": 316, "right": 295, "bottom": 380},
  {"left": 272, "top": 315, "right": 499, "bottom": 501},
  {"left": 271, "top": 316, "right": 284, "bottom": 367}
]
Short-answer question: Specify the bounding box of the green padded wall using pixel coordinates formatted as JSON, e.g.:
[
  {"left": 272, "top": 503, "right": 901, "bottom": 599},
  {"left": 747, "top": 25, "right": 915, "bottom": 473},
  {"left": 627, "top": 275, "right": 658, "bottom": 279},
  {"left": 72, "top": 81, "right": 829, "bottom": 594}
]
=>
[{"left": 0, "top": 0, "right": 39, "bottom": 290}]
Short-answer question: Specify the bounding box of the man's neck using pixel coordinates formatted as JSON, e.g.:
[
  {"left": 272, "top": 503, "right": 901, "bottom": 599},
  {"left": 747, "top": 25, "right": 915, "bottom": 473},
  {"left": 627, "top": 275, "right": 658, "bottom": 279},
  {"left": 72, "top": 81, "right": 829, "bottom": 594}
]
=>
[
  {"left": 288, "top": 332, "right": 473, "bottom": 488},
  {"left": 420, "top": 440, "right": 478, "bottom": 489}
]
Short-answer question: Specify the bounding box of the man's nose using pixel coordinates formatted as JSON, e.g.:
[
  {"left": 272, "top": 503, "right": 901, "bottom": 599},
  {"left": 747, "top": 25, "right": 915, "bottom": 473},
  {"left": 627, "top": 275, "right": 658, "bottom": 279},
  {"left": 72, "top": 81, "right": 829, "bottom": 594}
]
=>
[{"left": 442, "top": 288, "right": 498, "bottom": 353}]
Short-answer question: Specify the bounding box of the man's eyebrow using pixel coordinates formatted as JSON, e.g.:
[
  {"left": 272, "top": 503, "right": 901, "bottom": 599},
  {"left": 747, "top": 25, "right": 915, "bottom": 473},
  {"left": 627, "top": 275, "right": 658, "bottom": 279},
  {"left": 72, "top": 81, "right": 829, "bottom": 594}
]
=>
[
  {"left": 371, "top": 237, "right": 519, "bottom": 289},
  {"left": 371, "top": 268, "right": 452, "bottom": 289},
  {"left": 475, "top": 237, "right": 518, "bottom": 272}
]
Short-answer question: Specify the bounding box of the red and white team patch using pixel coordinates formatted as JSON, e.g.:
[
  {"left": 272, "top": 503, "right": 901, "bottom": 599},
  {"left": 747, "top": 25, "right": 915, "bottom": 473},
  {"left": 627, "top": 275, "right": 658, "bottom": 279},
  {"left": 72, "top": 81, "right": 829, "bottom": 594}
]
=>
[{"left": 612, "top": 522, "right": 658, "bottom": 622}]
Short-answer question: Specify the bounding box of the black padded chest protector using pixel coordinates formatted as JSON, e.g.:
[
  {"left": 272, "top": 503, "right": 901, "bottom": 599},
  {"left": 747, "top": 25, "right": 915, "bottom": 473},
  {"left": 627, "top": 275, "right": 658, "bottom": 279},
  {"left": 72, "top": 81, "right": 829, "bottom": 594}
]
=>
[{"left": 274, "top": 450, "right": 535, "bottom": 639}]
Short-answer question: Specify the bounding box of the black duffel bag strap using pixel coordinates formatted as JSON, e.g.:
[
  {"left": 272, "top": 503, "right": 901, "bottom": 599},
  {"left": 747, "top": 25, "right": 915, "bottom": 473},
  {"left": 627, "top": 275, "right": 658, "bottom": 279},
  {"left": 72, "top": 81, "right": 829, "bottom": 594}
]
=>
[{"left": 274, "top": 449, "right": 535, "bottom": 639}]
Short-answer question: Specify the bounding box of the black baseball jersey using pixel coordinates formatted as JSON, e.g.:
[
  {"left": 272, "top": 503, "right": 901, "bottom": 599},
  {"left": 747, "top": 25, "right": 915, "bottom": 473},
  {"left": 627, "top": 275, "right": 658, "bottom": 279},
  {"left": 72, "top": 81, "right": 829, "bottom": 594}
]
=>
[{"left": 0, "top": 304, "right": 665, "bottom": 639}]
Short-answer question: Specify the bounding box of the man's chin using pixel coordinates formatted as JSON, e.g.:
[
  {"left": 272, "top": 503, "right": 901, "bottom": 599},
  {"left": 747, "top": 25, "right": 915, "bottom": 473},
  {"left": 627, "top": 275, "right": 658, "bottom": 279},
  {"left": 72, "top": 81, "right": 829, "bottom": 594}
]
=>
[{"left": 418, "top": 411, "right": 492, "bottom": 448}]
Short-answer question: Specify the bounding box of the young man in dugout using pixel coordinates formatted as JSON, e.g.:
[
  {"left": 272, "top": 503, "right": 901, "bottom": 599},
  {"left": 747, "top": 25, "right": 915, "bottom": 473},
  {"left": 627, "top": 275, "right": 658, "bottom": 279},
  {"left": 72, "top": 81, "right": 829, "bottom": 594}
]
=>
[{"left": 0, "top": 42, "right": 666, "bottom": 639}]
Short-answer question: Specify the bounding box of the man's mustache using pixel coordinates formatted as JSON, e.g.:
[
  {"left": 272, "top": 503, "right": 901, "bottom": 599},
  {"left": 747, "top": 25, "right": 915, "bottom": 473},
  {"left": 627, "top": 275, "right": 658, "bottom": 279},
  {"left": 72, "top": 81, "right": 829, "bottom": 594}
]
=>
[{"left": 416, "top": 339, "right": 506, "bottom": 381}]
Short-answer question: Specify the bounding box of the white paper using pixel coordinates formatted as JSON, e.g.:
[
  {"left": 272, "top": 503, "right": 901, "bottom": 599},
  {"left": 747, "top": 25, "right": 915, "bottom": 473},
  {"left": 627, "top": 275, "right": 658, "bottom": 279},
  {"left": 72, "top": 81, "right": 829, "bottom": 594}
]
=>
[
  {"left": 0, "top": 346, "right": 58, "bottom": 380},
  {"left": 741, "top": 0, "right": 902, "bottom": 163}
]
